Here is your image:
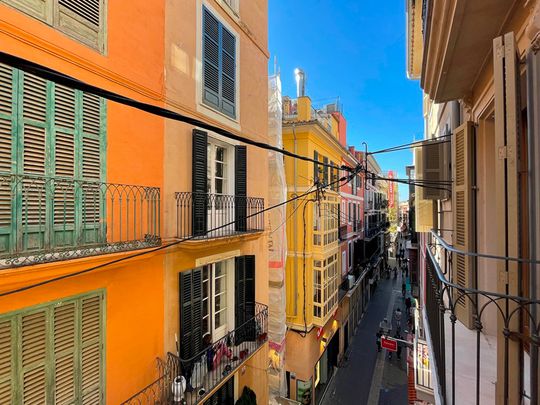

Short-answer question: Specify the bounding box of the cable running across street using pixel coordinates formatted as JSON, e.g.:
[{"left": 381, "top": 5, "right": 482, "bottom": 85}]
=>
[
  {"left": 0, "top": 51, "right": 350, "bottom": 173},
  {"left": 0, "top": 166, "right": 362, "bottom": 297}
]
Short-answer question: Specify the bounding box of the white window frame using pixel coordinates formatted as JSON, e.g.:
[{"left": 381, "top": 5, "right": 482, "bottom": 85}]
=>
[
  {"left": 207, "top": 136, "right": 235, "bottom": 196},
  {"left": 202, "top": 259, "right": 235, "bottom": 342},
  {"left": 222, "top": 0, "right": 239, "bottom": 15}
]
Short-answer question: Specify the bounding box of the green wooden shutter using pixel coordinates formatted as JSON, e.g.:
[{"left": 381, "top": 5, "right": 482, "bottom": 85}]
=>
[
  {"left": 313, "top": 151, "right": 319, "bottom": 184},
  {"left": 53, "top": 84, "right": 76, "bottom": 248},
  {"left": 234, "top": 145, "right": 247, "bottom": 232},
  {"left": 80, "top": 93, "right": 103, "bottom": 245},
  {"left": 323, "top": 156, "right": 329, "bottom": 186},
  {"left": 0, "top": 292, "right": 104, "bottom": 405},
  {"left": 220, "top": 26, "right": 236, "bottom": 118},
  {"left": 57, "top": 0, "right": 101, "bottom": 50},
  {"left": 203, "top": 8, "right": 220, "bottom": 111},
  {"left": 179, "top": 269, "right": 204, "bottom": 360},
  {"left": 0, "top": 64, "right": 14, "bottom": 256},
  {"left": 20, "top": 309, "right": 48, "bottom": 404},
  {"left": 20, "top": 72, "right": 49, "bottom": 253},
  {"left": 53, "top": 302, "right": 76, "bottom": 404},
  {"left": 80, "top": 295, "right": 102, "bottom": 403},
  {"left": 0, "top": 319, "right": 13, "bottom": 404},
  {"left": 192, "top": 130, "right": 208, "bottom": 237}
]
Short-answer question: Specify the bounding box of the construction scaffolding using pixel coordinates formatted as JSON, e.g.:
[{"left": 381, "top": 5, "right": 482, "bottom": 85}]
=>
[{"left": 267, "top": 73, "right": 288, "bottom": 403}]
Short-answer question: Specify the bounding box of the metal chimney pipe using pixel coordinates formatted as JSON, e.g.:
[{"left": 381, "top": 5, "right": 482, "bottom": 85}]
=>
[{"left": 294, "top": 68, "right": 305, "bottom": 97}]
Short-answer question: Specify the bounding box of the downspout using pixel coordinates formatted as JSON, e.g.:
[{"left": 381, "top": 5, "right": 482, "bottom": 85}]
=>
[
  {"left": 292, "top": 123, "right": 298, "bottom": 317},
  {"left": 526, "top": 51, "right": 539, "bottom": 405}
]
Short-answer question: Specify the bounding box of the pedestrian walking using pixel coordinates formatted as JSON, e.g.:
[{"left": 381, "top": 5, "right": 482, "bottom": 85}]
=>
[
  {"left": 401, "top": 282, "right": 406, "bottom": 298},
  {"left": 394, "top": 308, "right": 402, "bottom": 329},
  {"left": 376, "top": 330, "right": 382, "bottom": 352}
]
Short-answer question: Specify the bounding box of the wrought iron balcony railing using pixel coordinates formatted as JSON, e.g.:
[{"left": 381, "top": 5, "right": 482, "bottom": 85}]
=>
[
  {"left": 364, "top": 225, "right": 381, "bottom": 239},
  {"left": 121, "top": 303, "right": 268, "bottom": 405},
  {"left": 175, "top": 192, "right": 264, "bottom": 240},
  {"left": 338, "top": 224, "right": 348, "bottom": 241},
  {"left": 0, "top": 173, "right": 160, "bottom": 268},
  {"left": 425, "top": 230, "right": 540, "bottom": 405}
]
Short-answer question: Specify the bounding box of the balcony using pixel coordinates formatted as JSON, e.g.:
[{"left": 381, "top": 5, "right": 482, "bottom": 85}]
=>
[
  {"left": 0, "top": 173, "right": 160, "bottom": 268},
  {"left": 424, "top": 231, "right": 537, "bottom": 405},
  {"left": 121, "top": 303, "right": 268, "bottom": 405},
  {"left": 364, "top": 225, "right": 381, "bottom": 240},
  {"left": 338, "top": 224, "right": 348, "bottom": 241},
  {"left": 175, "top": 192, "right": 264, "bottom": 240}
]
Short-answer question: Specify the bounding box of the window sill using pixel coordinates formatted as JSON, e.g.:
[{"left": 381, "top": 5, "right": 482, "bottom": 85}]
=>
[{"left": 198, "top": 101, "right": 241, "bottom": 132}]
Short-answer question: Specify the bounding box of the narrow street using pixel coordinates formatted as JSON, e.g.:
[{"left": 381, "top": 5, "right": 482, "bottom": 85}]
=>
[{"left": 322, "top": 243, "right": 409, "bottom": 405}]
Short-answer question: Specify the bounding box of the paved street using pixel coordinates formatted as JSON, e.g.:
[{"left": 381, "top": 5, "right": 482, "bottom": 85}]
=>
[{"left": 321, "top": 244, "right": 409, "bottom": 405}]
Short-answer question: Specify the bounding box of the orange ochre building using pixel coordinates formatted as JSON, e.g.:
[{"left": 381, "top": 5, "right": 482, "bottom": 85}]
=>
[{"left": 0, "top": 0, "right": 270, "bottom": 404}]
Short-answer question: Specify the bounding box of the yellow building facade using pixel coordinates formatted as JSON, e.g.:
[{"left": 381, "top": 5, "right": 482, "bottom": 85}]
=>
[{"left": 282, "top": 95, "right": 348, "bottom": 404}]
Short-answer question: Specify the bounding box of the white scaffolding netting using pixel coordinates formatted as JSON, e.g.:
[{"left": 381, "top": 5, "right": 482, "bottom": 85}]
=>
[{"left": 267, "top": 74, "right": 288, "bottom": 403}]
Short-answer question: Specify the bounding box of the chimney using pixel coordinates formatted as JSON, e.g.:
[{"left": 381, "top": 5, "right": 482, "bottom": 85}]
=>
[{"left": 294, "top": 68, "right": 306, "bottom": 97}]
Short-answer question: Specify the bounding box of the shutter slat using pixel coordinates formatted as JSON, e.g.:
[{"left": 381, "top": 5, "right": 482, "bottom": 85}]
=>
[
  {"left": 59, "top": 0, "right": 100, "bottom": 26},
  {"left": 21, "top": 310, "right": 47, "bottom": 405},
  {"left": 83, "top": 94, "right": 101, "bottom": 135},
  {"left": 55, "top": 85, "right": 76, "bottom": 130},
  {"left": 23, "top": 74, "right": 47, "bottom": 122}
]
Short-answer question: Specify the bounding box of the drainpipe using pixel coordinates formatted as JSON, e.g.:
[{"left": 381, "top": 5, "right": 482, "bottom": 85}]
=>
[
  {"left": 527, "top": 52, "right": 539, "bottom": 405},
  {"left": 292, "top": 124, "right": 298, "bottom": 317}
]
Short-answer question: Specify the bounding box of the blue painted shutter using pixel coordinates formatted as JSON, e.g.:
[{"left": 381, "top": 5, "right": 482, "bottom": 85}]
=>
[
  {"left": 220, "top": 26, "right": 236, "bottom": 118},
  {"left": 234, "top": 145, "right": 246, "bottom": 232},
  {"left": 203, "top": 8, "right": 220, "bottom": 110},
  {"left": 203, "top": 7, "right": 236, "bottom": 118},
  {"left": 192, "top": 129, "right": 208, "bottom": 236}
]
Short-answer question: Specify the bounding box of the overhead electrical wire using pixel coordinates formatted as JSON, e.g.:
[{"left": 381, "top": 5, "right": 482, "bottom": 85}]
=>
[
  {"left": 0, "top": 51, "right": 351, "bottom": 174},
  {"left": 0, "top": 167, "right": 361, "bottom": 298},
  {"left": 367, "top": 134, "right": 452, "bottom": 155}
]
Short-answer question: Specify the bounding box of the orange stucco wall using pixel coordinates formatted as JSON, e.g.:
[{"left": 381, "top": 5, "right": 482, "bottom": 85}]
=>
[{"left": 0, "top": 0, "right": 166, "bottom": 402}]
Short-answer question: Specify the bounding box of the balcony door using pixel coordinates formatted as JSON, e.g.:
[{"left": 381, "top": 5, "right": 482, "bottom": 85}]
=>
[{"left": 207, "top": 140, "right": 234, "bottom": 236}]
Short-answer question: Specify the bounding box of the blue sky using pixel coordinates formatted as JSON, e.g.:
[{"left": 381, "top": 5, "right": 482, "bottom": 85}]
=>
[{"left": 268, "top": 0, "right": 423, "bottom": 199}]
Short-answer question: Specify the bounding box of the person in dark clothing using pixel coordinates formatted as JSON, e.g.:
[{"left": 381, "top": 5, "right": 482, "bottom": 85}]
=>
[
  {"left": 376, "top": 330, "right": 382, "bottom": 352},
  {"left": 395, "top": 331, "right": 403, "bottom": 360}
]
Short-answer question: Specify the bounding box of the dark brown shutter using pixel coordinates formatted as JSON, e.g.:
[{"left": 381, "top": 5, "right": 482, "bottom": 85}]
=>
[
  {"left": 179, "top": 269, "right": 203, "bottom": 360},
  {"left": 323, "top": 156, "right": 329, "bottom": 185},
  {"left": 235, "top": 145, "right": 247, "bottom": 232},
  {"left": 235, "top": 256, "right": 255, "bottom": 345},
  {"left": 313, "top": 151, "right": 319, "bottom": 183},
  {"left": 192, "top": 130, "right": 208, "bottom": 236}
]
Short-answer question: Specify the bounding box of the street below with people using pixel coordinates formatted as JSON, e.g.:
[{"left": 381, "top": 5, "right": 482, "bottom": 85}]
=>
[{"left": 321, "top": 236, "right": 412, "bottom": 404}]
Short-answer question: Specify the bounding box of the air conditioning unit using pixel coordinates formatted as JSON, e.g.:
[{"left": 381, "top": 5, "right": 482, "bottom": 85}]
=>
[{"left": 347, "top": 274, "right": 355, "bottom": 290}]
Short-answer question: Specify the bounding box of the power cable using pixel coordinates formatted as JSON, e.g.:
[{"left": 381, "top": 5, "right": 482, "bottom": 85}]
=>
[
  {"left": 367, "top": 135, "right": 452, "bottom": 155},
  {"left": 0, "top": 51, "right": 351, "bottom": 174},
  {"left": 0, "top": 167, "right": 361, "bottom": 297}
]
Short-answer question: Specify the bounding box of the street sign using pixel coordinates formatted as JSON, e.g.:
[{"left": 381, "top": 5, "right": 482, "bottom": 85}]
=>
[{"left": 381, "top": 336, "right": 397, "bottom": 352}]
